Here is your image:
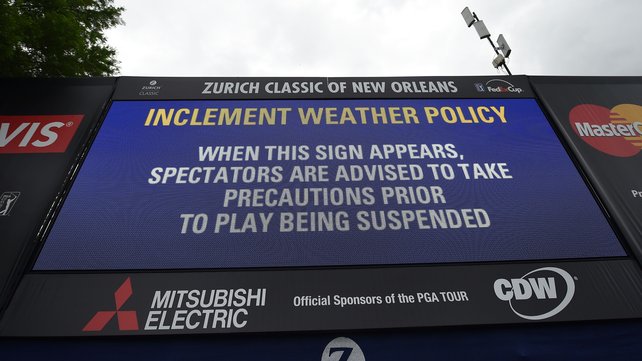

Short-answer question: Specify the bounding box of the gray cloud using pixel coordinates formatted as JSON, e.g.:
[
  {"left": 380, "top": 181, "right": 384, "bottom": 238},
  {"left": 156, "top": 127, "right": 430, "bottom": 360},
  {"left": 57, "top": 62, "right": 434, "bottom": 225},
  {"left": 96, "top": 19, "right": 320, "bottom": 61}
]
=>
[{"left": 106, "top": 0, "right": 642, "bottom": 76}]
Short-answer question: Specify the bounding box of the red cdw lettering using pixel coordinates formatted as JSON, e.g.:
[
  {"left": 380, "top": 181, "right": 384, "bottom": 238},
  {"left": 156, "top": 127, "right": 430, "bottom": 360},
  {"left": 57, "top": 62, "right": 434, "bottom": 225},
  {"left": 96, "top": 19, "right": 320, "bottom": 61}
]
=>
[
  {"left": 0, "top": 115, "right": 84, "bottom": 153},
  {"left": 83, "top": 277, "right": 139, "bottom": 332}
]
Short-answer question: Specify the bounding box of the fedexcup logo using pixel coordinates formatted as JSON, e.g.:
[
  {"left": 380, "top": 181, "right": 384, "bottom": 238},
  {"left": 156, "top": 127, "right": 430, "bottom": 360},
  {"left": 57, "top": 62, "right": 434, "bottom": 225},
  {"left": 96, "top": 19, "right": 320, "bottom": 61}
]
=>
[
  {"left": 494, "top": 267, "right": 575, "bottom": 320},
  {"left": 570, "top": 103, "right": 642, "bottom": 157},
  {"left": 474, "top": 79, "right": 523, "bottom": 94}
]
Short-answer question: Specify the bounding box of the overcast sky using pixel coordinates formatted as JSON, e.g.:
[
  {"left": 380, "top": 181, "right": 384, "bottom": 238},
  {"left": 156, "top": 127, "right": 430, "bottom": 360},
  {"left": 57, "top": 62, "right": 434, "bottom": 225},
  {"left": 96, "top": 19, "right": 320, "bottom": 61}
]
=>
[{"left": 105, "top": 0, "right": 642, "bottom": 77}]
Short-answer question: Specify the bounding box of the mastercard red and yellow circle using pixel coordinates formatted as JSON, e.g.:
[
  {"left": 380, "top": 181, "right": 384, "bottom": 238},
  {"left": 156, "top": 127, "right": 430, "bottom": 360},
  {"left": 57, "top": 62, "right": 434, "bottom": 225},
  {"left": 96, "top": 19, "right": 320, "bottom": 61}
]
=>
[{"left": 570, "top": 104, "right": 642, "bottom": 157}]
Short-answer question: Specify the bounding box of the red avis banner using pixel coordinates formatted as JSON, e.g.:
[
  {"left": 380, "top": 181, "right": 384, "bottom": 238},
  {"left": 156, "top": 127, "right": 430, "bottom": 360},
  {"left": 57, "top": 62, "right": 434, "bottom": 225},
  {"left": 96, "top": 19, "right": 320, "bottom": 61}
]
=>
[
  {"left": 0, "top": 115, "right": 84, "bottom": 153},
  {"left": 0, "top": 78, "right": 116, "bottom": 323}
]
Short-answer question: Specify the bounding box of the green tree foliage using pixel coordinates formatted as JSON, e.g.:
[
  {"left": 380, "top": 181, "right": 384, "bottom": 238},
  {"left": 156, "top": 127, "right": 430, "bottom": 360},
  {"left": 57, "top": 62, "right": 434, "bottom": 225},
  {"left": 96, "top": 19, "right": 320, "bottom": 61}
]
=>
[{"left": 0, "top": 0, "right": 124, "bottom": 76}]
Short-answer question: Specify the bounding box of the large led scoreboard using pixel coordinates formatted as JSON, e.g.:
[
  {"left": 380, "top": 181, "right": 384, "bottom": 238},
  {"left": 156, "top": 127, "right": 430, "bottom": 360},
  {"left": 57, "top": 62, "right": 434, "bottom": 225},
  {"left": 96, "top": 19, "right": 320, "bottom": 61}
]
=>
[
  {"left": 34, "top": 96, "right": 624, "bottom": 269},
  {"left": 1, "top": 76, "right": 642, "bottom": 356}
]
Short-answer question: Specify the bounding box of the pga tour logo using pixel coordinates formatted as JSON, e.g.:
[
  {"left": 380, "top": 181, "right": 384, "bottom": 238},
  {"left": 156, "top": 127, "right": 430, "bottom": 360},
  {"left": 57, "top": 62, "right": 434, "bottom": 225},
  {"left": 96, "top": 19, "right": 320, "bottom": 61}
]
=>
[{"left": 494, "top": 267, "right": 575, "bottom": 320}]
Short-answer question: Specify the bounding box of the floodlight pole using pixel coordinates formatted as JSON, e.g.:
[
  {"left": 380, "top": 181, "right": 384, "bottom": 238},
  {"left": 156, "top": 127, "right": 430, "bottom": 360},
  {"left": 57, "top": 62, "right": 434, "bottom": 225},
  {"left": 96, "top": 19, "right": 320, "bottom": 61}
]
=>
[{"left": 464, "top": 8, "right": 512, "bottom": 76}]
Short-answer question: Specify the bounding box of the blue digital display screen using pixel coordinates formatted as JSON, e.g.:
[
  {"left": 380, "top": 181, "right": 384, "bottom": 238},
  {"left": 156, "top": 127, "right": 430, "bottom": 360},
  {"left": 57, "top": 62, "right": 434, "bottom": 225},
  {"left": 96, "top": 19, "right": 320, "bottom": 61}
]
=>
[{"left": 34, "top": 99, "right": 625, "bottom": 270}]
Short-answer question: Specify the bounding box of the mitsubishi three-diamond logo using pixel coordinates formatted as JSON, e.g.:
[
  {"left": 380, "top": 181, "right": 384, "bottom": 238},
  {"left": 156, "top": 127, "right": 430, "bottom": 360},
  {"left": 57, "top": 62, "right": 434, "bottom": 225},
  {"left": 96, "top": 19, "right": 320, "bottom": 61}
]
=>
[{"left": 83, "top": 277, "right": 139, "bottom": 332}]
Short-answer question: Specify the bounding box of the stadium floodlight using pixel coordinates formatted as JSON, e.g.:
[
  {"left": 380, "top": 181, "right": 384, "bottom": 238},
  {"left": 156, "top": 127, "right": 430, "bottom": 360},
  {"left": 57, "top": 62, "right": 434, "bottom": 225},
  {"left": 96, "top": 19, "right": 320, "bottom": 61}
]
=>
[
  {"left": 473, "top": 21, "right": 490, "bottom": 39},
  {"left": 497, "top": 34, "right": 511, "bottom": 57},
  {"left": 461, "top": 6, "right": 512, "bottom": 75},
  {"left": 492, "top": 54, "right": 505, "bottom": 69},
  {"left": 461, "top": 7, "right": 475, "bottom": 27}
]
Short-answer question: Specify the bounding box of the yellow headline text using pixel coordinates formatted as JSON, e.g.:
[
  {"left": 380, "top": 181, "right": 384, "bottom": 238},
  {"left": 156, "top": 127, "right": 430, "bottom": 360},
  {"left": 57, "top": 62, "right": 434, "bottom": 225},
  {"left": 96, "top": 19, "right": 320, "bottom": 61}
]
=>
[{"left": 143, "top": 106, "right": 507, "bottom": 126}]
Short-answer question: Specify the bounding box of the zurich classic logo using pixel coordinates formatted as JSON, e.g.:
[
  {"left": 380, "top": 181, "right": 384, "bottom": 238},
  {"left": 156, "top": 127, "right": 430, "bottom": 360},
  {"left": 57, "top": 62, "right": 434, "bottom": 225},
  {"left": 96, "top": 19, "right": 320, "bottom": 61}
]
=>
[{"left": 494, "top": 267, "right": 575, "bottom": 320}]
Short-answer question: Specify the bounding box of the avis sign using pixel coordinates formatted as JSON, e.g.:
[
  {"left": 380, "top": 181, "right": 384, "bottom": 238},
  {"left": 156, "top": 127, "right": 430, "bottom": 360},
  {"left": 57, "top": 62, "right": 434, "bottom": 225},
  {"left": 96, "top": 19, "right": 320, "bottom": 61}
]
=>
[
  {"left": 494, "top": 267, "right": 576, "bottom": 320},
  {"left": 0, "top": 115, "right": 84, "bottom": 153}
]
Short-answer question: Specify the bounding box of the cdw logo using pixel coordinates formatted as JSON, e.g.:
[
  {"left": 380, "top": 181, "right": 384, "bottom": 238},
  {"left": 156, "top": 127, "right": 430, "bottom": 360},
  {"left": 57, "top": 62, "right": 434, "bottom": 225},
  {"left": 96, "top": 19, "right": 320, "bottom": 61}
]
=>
[
  {"left": 494, "top": 276, "right": 557, "bottom": 301},
  {"left": 0, "top": 115, "right": 83, "bottom": 153},
  {"left": 83, "top": 277, "right": 139, "bottom": 332},
  {"left": 494, "top": 267, "right": 575, "bottom": 321}
]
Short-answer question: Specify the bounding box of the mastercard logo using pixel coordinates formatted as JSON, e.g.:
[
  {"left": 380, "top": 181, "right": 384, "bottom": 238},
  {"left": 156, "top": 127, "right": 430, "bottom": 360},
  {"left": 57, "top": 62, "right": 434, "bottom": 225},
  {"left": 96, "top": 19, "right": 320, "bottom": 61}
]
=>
[{"left": 570, "top": 104, "right": 642, "bottom": 157}]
